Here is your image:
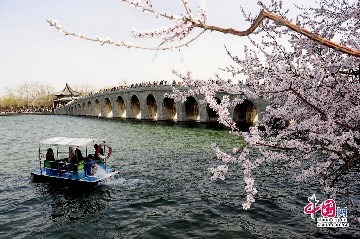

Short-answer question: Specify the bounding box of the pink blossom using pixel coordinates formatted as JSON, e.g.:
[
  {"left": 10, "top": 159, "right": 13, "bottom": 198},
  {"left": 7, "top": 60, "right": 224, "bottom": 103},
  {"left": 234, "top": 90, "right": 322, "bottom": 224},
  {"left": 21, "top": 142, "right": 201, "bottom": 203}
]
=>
[{"left": 48, "top": 0, "right": 360, "bottom": 210}]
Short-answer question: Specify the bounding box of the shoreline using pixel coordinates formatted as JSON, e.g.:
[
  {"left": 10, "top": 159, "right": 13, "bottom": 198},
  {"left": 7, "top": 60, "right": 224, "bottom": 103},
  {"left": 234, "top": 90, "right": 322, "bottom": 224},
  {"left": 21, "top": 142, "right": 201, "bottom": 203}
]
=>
[{"left": 0, "top": 112, "right": 54, "bottom": 116}]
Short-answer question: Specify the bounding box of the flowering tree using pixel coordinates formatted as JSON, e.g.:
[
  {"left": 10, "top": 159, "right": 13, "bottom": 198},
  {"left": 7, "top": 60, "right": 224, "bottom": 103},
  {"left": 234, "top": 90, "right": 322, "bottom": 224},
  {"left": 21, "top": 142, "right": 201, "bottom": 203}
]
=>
[{"left": 48, "top": 0, "right": 360, "bottom": 211}]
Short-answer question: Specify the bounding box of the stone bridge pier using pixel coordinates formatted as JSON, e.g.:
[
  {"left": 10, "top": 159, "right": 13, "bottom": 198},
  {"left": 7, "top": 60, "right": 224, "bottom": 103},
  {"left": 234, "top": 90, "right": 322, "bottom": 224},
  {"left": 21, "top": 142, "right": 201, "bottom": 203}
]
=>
[{"left": 55, "top": 86, "right": 267, "bottom": 126}]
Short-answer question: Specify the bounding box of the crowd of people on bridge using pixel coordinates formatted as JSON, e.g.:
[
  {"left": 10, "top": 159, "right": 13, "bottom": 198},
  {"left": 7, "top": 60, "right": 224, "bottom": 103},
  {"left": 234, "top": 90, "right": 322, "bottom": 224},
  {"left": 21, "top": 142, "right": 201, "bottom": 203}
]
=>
[
  {"left": 80, "top": 80, "right": 185, "bottom": 98},
  {"left": 66, "top": 78, "right": 237, "bottom": 103}
]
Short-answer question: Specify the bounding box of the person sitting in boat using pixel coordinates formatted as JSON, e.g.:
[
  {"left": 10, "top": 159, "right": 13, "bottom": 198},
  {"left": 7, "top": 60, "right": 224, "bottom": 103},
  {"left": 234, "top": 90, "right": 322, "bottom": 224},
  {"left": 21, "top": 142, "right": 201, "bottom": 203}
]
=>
[
  {"left": 94, "top": 144, "right": 110, "bottom": 163},
  {"left": 66, "top": 147, "right": 75, "bottom": 162},
  {"left": 69, "top": 148, "right": 84, "bottom": 173},
  {"left": 58, "top": 147, "right": 74, "bottom": 174},
  {"left": 93, "top": 144, "right": 100, "bottom": 160},
  {"left": 45, "top": 148, "right": 57, "bottom": 169},
  {"left": 69, "top": 148, "right": 83, "bottom": 164},
  {"left": 77, "top": 148, "right": 84, "bottom": 161},
  {"left": 97, "top": 148, "right": 106, "bottom": 163},
  {"left": 92, "top": 145, "right": 108, "bottom": 174},
  {"left": 84, "top": 154, "right": 92, "bottom": 162},
  {"left": 45, "top": 148, "right": 55, "bottom": 161}
]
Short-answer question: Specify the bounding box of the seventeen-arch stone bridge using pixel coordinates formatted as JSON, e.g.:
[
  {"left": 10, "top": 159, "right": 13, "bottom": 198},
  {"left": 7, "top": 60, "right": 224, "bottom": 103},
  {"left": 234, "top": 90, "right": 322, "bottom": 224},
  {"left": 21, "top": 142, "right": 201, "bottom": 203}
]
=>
[{"left": 54, "top": 86, "right": 267, "bottom": 125}]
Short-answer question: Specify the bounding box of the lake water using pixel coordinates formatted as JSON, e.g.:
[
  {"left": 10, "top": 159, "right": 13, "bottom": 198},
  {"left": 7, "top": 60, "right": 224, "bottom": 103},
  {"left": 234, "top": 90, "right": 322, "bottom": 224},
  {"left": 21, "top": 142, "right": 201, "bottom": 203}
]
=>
[{"left": 0, "top": 115, "right": 358, "bottom": 238}]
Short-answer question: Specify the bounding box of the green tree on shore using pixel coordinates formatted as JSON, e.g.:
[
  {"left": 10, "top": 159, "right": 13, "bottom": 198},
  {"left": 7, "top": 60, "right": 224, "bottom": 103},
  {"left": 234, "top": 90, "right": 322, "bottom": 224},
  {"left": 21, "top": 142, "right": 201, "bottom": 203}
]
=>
[{"left": 0, "top": 82, "right": 55, "bottom": 111}]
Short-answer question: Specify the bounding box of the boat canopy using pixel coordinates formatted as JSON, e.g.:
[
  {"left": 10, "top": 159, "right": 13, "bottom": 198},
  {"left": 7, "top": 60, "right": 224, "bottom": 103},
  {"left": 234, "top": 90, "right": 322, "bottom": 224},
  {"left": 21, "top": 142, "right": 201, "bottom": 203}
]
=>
[{"left": 39, "top": 137, "right": 106, "bottom": 147}]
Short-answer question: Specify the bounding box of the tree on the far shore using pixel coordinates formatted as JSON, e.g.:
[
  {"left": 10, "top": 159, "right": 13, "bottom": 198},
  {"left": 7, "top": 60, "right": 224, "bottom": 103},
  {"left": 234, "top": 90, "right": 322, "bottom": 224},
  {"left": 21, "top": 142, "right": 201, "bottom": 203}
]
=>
[{"left": 0, "top": 82, "right": 55, "bottom": 110}]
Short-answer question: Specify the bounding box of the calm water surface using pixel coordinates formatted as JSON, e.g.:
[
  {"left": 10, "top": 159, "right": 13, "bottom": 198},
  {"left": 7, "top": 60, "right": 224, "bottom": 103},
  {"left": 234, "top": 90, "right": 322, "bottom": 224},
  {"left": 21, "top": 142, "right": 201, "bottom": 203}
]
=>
[{"left": 0, "top": 115, "right": 358, "bottom": 239}]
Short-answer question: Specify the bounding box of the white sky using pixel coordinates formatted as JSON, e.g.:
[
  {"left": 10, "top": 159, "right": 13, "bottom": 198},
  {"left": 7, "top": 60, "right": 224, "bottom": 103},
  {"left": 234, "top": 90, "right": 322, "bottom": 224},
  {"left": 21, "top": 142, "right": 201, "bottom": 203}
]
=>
[{"left": 0, "top": 0, "right": 305, "bottom": 96}]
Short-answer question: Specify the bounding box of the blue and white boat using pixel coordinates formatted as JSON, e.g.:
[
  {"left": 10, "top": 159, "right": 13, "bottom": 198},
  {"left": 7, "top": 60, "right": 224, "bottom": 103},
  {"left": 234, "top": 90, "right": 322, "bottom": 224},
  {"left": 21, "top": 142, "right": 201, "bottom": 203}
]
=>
[{"left": 31, "top": 137, "right": 119, "bottom": 188}]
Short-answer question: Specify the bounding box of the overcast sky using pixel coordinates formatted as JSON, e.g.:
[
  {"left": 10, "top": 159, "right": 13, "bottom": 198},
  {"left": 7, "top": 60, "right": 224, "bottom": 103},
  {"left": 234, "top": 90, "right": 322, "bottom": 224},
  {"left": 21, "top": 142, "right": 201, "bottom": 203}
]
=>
[{"left": 0, "top": 0, "right": 304, "bottom": 96}]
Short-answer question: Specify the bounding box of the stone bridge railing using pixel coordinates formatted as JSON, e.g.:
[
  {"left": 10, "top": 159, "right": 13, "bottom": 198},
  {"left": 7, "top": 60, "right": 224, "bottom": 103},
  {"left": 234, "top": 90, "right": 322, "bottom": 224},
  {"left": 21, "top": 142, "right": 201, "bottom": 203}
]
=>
[{"left": 54, "top": 86, "right": 267, "bottom": 124}]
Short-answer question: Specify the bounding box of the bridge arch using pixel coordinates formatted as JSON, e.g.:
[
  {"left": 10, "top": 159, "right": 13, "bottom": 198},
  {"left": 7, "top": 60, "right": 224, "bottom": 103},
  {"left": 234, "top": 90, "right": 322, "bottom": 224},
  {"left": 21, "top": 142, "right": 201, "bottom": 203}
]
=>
[
  {"left": 94, "top": 99, "right": 101, "bottom": 117},
  {"left": 184, "top": 96, "right": 200, "bottom": 121},
  {"left": 54, "top": 86, "right": 266, "bottom": 123},
  {"left": 117, "top": 96, "right": 126, "bottom": 118},
  {"left": 146, "top": 94, "right": 157, "bottom": 120},
  {"left": 104, "top": 98, "right": 113, "bottom": 118},
  {"left": 130, "top": 95, "right": 141, "bottom": 119},
  {"left": 206, "top": 97, "right": 221, "bottom": 122},
  {"left": 77, "top": 103, "right": 81, "bottom": 115},
  {"left": 233, "top": 99, "right": 258, "bottom": 127},
  {"left": 163, "top": 97, "right": 177, "bottom": 120},
  {"left": 87, "top": 100, "right": 92, "bottom": 116},
  {"left": 82, "top": 102, "right": 86, "bottom": 116}
]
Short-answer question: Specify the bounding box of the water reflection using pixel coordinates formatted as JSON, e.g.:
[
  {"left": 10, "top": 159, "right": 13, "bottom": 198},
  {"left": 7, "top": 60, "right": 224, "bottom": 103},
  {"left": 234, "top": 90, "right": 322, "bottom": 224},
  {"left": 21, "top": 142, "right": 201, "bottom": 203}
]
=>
[
  {"left": 1, "top": 115, "right": 359, "bottom": 238},
  {"left": 39, "top": 183, "right": 108, "bottom": 223}
]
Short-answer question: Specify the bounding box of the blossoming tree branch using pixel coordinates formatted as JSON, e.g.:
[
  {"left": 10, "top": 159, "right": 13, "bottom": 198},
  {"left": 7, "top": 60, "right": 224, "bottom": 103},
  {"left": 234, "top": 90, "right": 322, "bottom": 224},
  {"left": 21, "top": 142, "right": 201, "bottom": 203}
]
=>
[{"left": 48, "top": 0, "right": 360, "bottom": 211}]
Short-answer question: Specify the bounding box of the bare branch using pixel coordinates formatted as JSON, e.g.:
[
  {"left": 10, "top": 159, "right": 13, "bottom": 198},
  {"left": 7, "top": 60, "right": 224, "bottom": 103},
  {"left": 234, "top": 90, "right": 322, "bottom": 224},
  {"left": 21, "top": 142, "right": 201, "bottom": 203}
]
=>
[
  {"left": 47, "top": 19, "right": 206, "bottom": 51},
  {"left": 255, "top": 142, "right": 296, "bottom": 151},
  {"left": 48, "top": 6, "right": 360, "bottom": 57},
  {"left": 189, "top": 10, "right": 360, "bottom": 57}
]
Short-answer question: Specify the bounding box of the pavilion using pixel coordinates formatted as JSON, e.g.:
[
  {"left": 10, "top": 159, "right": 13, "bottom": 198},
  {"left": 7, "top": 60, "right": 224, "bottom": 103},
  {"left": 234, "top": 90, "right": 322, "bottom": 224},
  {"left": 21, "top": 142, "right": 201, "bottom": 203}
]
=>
[{"left": 53, "top": 83, "right": 80, "bottom": 108}]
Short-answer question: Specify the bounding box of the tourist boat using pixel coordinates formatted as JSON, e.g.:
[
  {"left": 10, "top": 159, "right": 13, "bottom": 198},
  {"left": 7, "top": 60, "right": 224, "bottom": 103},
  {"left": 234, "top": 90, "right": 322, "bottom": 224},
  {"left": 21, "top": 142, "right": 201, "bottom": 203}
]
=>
[{"left": 31, "top": 137, "right": 119, "bottom": 188}]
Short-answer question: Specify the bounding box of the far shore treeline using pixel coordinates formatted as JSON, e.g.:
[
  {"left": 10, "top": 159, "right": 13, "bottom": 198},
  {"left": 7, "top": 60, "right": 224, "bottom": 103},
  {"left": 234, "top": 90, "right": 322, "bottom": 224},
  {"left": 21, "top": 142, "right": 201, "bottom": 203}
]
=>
[{"left": 0, "top": 82, "right": 93, "bottom": 113}]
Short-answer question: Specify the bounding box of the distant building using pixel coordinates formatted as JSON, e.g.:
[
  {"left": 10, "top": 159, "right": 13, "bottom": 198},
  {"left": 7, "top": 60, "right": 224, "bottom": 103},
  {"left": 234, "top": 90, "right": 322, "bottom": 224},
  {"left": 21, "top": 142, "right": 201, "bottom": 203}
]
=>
[{"left": 53, "top": 83, "right": 80, "bottom": 108}]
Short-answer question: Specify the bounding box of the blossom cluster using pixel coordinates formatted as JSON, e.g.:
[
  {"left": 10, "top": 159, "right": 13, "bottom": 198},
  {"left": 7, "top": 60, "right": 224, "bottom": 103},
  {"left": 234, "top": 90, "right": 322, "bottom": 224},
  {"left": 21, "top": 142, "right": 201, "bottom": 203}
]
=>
[
  {"left": 47, "top": 19, "right": 132, "bottom": 48},
  {"left": 48, "top": 1, "right": 209, "bottom": 50},
  {"left": 168, "top": 0, "right": 360, "bottom": 210},
  {"left": 127, "top": 0, "right": 208, "bottom": 43},
  {"left": 47, "top": 0, "right": 360, "bottom": 211}
]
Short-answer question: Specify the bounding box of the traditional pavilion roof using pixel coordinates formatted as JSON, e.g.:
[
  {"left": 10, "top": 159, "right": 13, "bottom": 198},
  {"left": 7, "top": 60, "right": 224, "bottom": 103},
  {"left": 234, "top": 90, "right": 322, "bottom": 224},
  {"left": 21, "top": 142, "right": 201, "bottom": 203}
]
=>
[{"left": 55, "top": 83, "right": 80, "bottom": 97}]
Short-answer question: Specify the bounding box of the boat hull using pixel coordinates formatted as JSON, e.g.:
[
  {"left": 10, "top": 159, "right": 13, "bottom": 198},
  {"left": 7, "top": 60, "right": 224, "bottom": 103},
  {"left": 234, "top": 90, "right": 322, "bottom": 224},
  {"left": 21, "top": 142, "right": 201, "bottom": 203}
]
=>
[{"left": 31, "top": 168, "right": 119, "bottom": 188}]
